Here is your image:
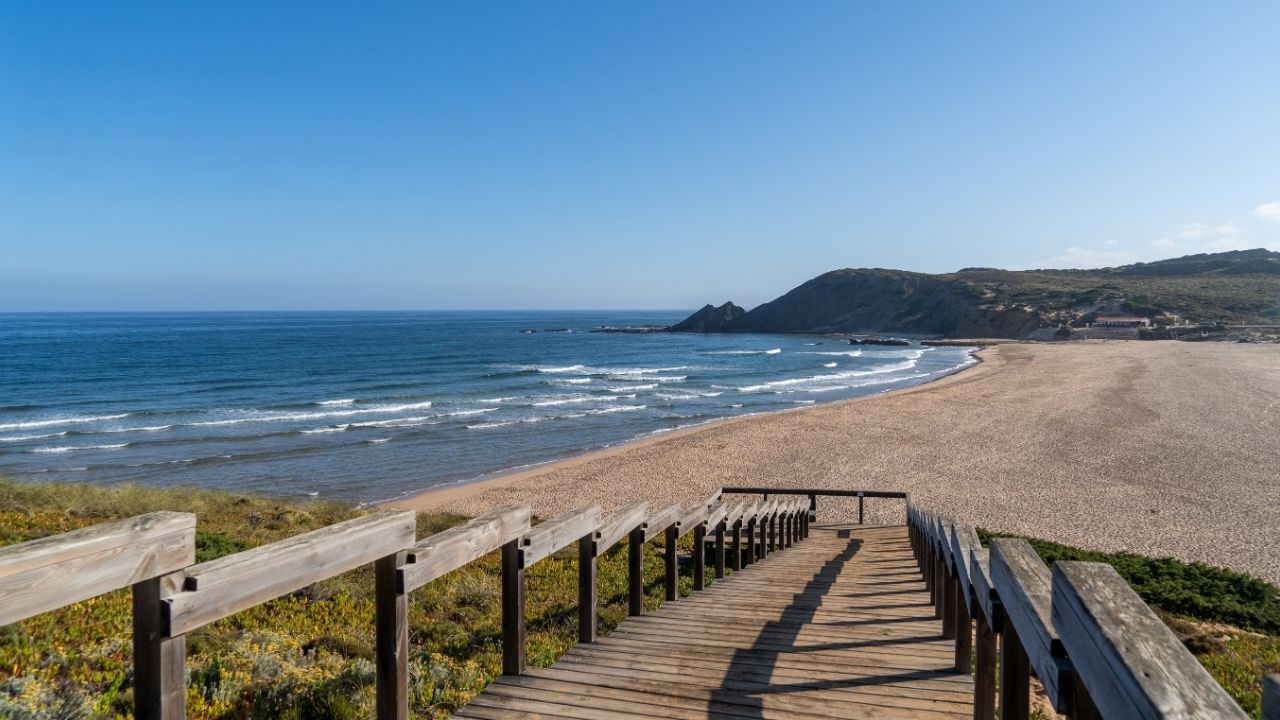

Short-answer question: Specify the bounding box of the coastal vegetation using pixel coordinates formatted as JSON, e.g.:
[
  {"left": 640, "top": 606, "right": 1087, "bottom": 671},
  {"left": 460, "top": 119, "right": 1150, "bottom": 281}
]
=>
[
  {"left": 1, "top": 480, "right": 1276, "bottom": 718},
  {"left": 672, "top": 248, "right": 1280, "bottom": 337},
  {"left": 977, "top": 529, "right": 1280, "bottom": 716}
]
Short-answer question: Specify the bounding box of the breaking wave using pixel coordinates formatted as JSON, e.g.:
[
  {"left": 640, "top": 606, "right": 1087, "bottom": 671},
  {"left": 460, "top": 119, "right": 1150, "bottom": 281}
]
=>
[
  {"left": 33, "top": 443, "right": 130, "bottom": 453},
  {"left": 737, "top": 360, "right": 919, "bottom": 393},
  {"left": 0, "top": 413, "right": 130, "bottom": 431}
]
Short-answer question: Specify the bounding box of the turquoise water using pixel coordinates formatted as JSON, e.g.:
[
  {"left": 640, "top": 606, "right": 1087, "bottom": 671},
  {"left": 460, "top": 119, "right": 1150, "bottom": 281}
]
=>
[{"left": 0, "top": 312, "right": 975, "bottom": 503}]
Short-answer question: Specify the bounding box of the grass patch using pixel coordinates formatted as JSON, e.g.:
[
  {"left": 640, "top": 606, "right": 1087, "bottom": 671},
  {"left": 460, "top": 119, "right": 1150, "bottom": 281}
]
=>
[
  {"left": 978, "top": 528, "right": 1280, "bottom": 716},
  {"left": 975, "top": 529, "right": 1280, "bottom": 635}
]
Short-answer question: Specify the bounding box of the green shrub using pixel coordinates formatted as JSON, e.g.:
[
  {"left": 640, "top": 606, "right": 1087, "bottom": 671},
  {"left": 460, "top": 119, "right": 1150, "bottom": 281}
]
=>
[{"left": 976, "top": 529, "right": 1280, "bottom": 635}]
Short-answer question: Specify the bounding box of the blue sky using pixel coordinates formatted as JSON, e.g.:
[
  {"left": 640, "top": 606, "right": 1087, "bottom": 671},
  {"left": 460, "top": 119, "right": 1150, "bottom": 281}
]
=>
[{"left": 2, "top": 2, "right": 1278, "bottom": 311}]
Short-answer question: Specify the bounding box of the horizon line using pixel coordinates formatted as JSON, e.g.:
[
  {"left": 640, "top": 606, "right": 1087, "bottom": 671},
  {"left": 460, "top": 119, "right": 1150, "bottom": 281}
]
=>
[{"left": 0, "top": 308, "right": 699, "bottom": 315}]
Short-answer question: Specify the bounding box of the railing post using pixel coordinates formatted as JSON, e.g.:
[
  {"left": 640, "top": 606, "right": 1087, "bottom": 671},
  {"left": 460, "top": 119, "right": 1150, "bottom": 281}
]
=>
[
  {"left": 768, "top": 512, "right": 777, "bottom": 552},
  {"left": 714, "top": 520, "right": 726, "bottom": 579},
  {"left": 942, "top": 561, "right": 957, "bottom": 639},
  {"left": 923, "top": 531, "right": 934, "bottom": 599},
  {"left": 627, "top": 527, "right": 644, "bottom": 616},
  {"left": 133, "top": 573, "right": 186, "bottom": 720},
  {"left": 501, "top": 539, "right": 526, "bottom": 675},
  {"left": 664, "top": 525, "right": 678, "bottom": 601},
  {"left": 973, "top": 605, "right": 998, "bottom": 720},
  {"left": 375, "top": 551, "right": 409, "bottom": 720},
  {"left": 1066, "top": 672, "right": 1102, "bottom": 720},
  {"left": 954, "top": 580, "right": 973, "bottom": 673},
  {"left": 999, "top": 619, "right": 1031, "bottom": 720},
  {"left": 758, "top": 513, "right": 769, "bottom": 559},
  {"left": 807, "top": 492, "right": 816, "bottom": 521},
  {"left": 857, "top": 493, "right": 864, "bottom": 524},
  {"left": 578, "top": 533, "right": 597, "bottom": 642},
  {"left": 914, "top": 521, "right": 923, "bottom": 566},
  {"left": 744, "top": 518, "right": 756, "bottom": 565},
  {"left": 917, "top": 522, "right": 924, "bottom": 566},
  {"left": 693, "top": 523, "right": 707, "bottom": 591},
  {"left": 731, "top": 520, "right": 743, "bottom": 570},
  {"left": 936, "top": 545, "right": 947, "bottom": 619},
  {"left": 937, "top": 541, "right": 947, "bottom": 615}
]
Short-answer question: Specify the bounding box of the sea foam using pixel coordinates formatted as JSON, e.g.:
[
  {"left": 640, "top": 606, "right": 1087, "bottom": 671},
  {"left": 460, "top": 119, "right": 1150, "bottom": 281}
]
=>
[
  {"left": 188, "top": 401, "right": 434, "bottom": 427},
  {"left": 33, "top": 442, "right": 130, "bottom": 453},
  {"left": 736, "top": 359, "right": 918, "bottom": 393},
  {"left": 0, "top": 431, "right": 69, "bottom": 442},
  {"left": 0, "top": 413, "right": 130, "bottom": 431}
]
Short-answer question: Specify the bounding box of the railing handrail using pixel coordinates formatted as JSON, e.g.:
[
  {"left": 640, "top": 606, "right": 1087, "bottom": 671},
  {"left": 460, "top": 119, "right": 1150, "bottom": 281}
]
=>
[
  {"left": 402, "top": 504, "right": 530, "bottom": 592},
  {"left": 0, "top": 510, "right": 195, "bottom": 627},
  {"left": 1052, "top": 561, "right": 1248, "bottom": 719},
  {"left": 721, "top": 486, "right": 908, "bottom": 498},
  {"left": 0, "top": 487, "right": 816, "bottom": 720},
  {"left": 907, "top": 501, "right": 1253, "bottom": 720},
  {"left": 167, "top": 510, "right": 415, "bottom": 636},
  {"left": 722, "top": 487, "right": 911, "bottom": 526}
]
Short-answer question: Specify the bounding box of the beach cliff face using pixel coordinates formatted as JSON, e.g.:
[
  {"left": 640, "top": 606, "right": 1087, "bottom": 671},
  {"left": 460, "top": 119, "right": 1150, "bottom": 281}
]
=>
[{"left": 671, "top": 269, "right": 1040, "bottom": 337}]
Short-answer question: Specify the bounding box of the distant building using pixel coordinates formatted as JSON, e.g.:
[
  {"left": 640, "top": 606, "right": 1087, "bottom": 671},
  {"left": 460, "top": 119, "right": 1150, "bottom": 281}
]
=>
[{"left": 1092, "top": 316, "right": 1150, "bottom": 328}]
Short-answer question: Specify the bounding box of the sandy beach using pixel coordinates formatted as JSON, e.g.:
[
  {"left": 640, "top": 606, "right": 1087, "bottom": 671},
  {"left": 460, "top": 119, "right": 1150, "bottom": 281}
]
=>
[{"left": 390, "top": 342, "right": 1280, "bottom": 584}]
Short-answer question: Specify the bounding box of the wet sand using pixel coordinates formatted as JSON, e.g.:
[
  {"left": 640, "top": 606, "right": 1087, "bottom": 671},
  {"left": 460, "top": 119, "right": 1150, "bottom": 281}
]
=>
[{"left": 390, "top": 342, "right": 1280, "bottom": 583}]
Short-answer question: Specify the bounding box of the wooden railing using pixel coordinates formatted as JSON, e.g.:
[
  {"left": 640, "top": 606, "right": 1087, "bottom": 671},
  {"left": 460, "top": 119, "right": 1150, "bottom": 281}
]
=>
[
  {"left": 0, "top": 491, "right": 813, "bottom": 720},
  {"left": 721, "top": 486, "right": 909, "bottom": 525},
  {"left": 6, "top": 492, "right": 1273, "bottom": 719},
  {"left": 907, "top": 503, "right": 1269, "bottom": 720}
]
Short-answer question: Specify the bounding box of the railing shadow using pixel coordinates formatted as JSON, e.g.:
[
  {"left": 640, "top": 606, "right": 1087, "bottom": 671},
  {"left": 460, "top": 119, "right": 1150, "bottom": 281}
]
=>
[
  {"left": 705, "top": 527, "right": 956, "bottom": 719},
  {"left": 705, "top": 528, "right": 861, "bottom": 718}
]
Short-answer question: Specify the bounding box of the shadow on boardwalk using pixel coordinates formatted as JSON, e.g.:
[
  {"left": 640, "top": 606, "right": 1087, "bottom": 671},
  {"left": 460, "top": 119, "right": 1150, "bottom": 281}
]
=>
[
  {"left": 455, "top": 525, "right": 971, "bottom": 719},
  {"left": 706, "top": 526, "right": 964, "bottom": 719}
]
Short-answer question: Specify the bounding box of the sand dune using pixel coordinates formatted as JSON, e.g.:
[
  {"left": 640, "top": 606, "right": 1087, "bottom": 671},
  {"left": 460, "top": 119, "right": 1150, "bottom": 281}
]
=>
[{"left": 391, "top": 342, "right": 1280, "bottom": 583}]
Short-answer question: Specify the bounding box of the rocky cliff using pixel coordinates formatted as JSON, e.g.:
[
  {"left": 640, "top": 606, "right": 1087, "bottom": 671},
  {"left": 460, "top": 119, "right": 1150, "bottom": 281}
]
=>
[{"left": 669, "top": 302, "right": 747, "bottom": 332}]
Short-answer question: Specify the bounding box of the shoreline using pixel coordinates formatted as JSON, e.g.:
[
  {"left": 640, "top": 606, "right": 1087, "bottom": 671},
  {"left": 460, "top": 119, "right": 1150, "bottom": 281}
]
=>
[
  {"left": 387, "top": 342, "right": 1280, "bottom": 585},
  {"left": 386, "top": 347, "right": 989, "bottom": 510}
]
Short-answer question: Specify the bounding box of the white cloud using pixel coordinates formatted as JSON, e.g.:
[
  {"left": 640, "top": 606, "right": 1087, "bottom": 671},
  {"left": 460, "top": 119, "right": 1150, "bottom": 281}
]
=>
[
  {"left": 1051, "top": 246, "right": 1137, "bottom": 268},
  {"left": 1151, "top": 238, "right": 1177, "bottom": 249},
  {"left": 1253, "top": 202, "right": 1280, "bottom": 223},
  {"left": 1102, "top": 239, "right": 1120, "bottom": 246},
  {"left": 1176, "top": 222, "right": 1245, "bottom": 239}
]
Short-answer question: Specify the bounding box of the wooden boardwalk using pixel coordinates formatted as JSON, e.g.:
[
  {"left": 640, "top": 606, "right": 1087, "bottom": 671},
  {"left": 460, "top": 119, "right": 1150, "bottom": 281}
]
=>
[
  {"left": 456, "top": 524, "right": 973, "bottom": 720},
  {"left": 6, "top": 490, "right": 1260, "bottom": 719}
]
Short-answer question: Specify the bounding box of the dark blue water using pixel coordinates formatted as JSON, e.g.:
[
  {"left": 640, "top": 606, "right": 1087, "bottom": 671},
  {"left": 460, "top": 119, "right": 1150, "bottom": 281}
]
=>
[{"left": 0, "top": 312, "right": 975, "bottom": 503}]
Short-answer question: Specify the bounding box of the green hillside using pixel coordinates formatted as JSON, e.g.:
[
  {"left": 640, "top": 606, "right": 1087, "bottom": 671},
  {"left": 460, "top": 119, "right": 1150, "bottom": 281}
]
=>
[
  {"left": 953, "top": 249, "right": 1280, "bottom": 324},
  {"left": 673, "top": 249, "right": 1280, "bottom": 337}
]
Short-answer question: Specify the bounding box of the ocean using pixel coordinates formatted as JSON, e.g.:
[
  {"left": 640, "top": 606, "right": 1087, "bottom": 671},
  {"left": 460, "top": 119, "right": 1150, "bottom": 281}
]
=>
[{"left": 0, "top": 312, "right": 975, "bottom": 504}]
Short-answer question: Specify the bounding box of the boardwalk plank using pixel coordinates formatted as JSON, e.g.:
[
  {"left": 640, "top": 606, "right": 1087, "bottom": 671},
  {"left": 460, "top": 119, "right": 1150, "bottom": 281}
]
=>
[{"left": 455, "top": 524, "right": 973, "bottom": 719}]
